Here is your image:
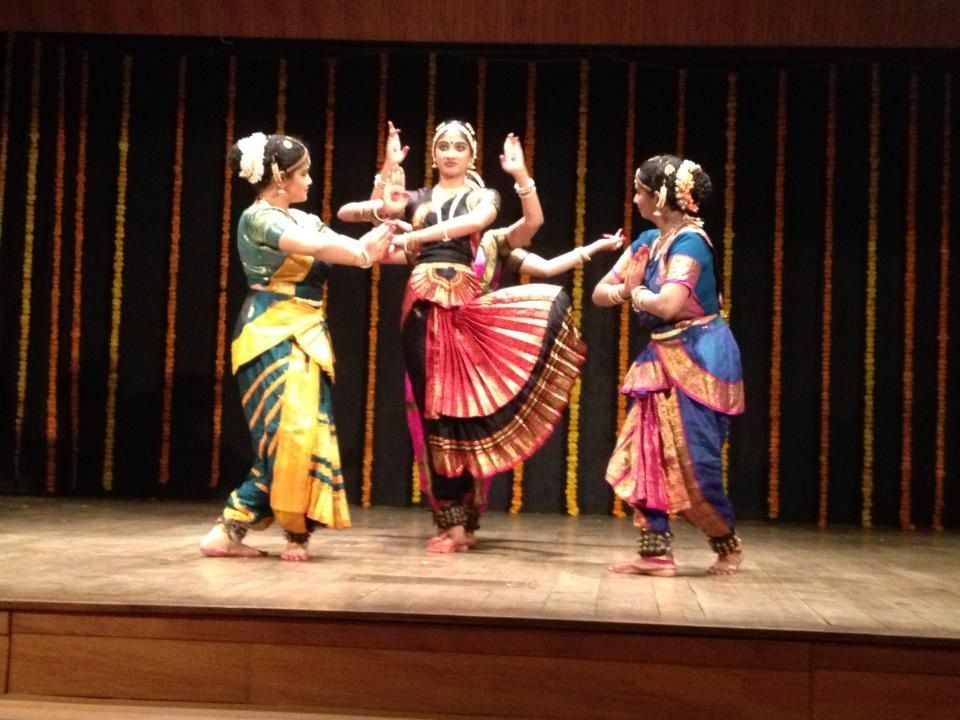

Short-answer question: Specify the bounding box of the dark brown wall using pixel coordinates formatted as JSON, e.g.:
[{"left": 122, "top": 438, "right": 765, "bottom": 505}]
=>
[{"left": 2, "top": 0, "right": 959, "bottom": 47}]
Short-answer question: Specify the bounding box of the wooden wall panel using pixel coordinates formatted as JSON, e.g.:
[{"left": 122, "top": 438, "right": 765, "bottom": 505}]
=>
[
  {"left": 1, "top": 0, "right": 958, "bottom": 47},
  {"left": 0, "top": 612, "right": 8, "bottom": 635},
  {"left": 8, "top": 634, "right": 810, "bottom": 719},
  {"left": 0, "top": 636, "right": 7, "bottom": 695},
  {"left": 11, "top": 612, "right": 810, "bottom": 670},
  {"left": 813, "top": 671, "right": 960, "bottom": 720}
]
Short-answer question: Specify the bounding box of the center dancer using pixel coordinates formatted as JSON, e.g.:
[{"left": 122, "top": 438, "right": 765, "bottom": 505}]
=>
[{"left": 339, "top": 121, "right": 589, "bottom": 553}]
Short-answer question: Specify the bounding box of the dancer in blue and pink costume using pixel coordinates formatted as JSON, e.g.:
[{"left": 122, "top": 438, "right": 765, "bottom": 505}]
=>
[{"left": 593, "top": 155, "right": 745, "bottom": 576}]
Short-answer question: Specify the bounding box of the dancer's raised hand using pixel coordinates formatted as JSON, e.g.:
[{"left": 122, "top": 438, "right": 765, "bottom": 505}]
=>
[
  {"left": 382, "top": 120, "right": 409, "bottom": 172},
  {"left": 499, "top": 133, "right": 528, "bottom": 177}
]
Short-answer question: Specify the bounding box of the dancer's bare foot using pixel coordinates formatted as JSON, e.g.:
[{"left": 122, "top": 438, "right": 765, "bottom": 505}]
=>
[
  {"left": 280, "top": 542, "right": 310, "bottom": 562},
  {"left": 426, "top": 529, "right": 477, "bottom": 551},
  {"left": 199, "top": 524, "right": 267, "bottom": 558},
  {"left": 708, "top": 551, "right": 743, "bottom": 575},
  {"left": 426, "top": 525, "right": 473, "bottom": 553},
  {"left": 608, "top": 555, "right": 676, "bottom": 576}
]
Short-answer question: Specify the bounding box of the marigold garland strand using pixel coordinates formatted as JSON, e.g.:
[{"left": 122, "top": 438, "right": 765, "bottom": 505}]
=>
[
  {"left": 613, "top": 61, "right": 637, "bottom": 519},
  {"left": 158, "top": 56, "right": 186, "bottom": 486},
  {"left": 276, "top": 58, "right": 287, "bottom": 135},
  {"left": 818, "top": 65, "right": 837, "bottom": 529},
  {"left": 13, "top": 40, "right": 43, "bottom": 487},
  {"left": 862, "top": 65, "right": 881, "bottom": 528},
  {"left": 422, "top": 52, "right": 437, "bottom": 191},
  {"left": 933, "top": 73, "right": 952, "bottom": 533},
  {"left": 564, "top": 59, "right": 589, "bottom": 517},
  {"left": 412, "top": 52, "right": 437, "bottom": 504},
  {"left": 676, "top": 69, "right": 687, "bottom": 156},
  {"left": 320, "top": 58, "right": 336, "bottom": 311},
  {"left": 475, "top": 58, "right": 486, "bottom": 175},
  {"left": 0, "top": 34, "right": 14, "bottom": 258},
  {"left": 361, "top": 52, "right": 388, "bottom": 508},
  {"left": 69, "top": 50, "right": 89, "bottom": 488},
  {"left": 721, "top": 71, "right": 737, "bottom": 494},
  {"left": 767, "top": 69, "right": 786, "bottom": 520},
  {"left": 102, "top": 54, "right": 133, "bottom": 492},
  {"left": 210, "top": 56, "right": 237, "bottom": 489},
  {"left": 44, "top": 46, "right": 68, "bottom": 492},
  {"left": 899, "top": 74, "right": 919, "bottom": 531},
  {"left": 510, "top": 60, "right": 537, "bottom": 515}
]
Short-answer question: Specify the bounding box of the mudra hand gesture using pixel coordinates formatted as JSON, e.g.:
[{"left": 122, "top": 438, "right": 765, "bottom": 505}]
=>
[
  {"left": 359, "top": 222, "right": 395, "bottom": 264},
  {"left": 381, "top": 164, "right": 408, "bottom": 216},
  {"left": 588, "top": 228, "right": 624, "bottom": 258},
  {"left": 499, "top": 133, "right": 527, "bottom": 177},
  {"left": 381, "top": 120, "right": 409, "bottom": 173},
  {"left": 623, "top": 243, "right": 650, "bottom": 295}
]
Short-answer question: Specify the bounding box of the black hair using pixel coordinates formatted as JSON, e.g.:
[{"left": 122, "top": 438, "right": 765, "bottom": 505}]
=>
[
  {"left": 227, "top": 133, "right": 309, "bottom": 192},
  {"left": 635, "top": 154, "right": 713, "bottom": 215}
]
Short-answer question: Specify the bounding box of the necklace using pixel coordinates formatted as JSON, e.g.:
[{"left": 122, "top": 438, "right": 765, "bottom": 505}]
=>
[{"left": 651, "top": 222, "right": 688, "bottom": 260}]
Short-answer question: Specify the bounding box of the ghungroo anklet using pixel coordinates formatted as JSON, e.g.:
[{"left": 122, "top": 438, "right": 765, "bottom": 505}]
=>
[
  {"left": 637, "top": 529, "right": 673, "bottom": 557},
  {"left": 708, "top": 530, "right": 742, "bottom": 557},
  {"left": 219, "top": 517, "right": 250, "bottom": 544},
  {"left": 432, "top": 504, "right": 468, "bottom": 530},
  {"left": 283, "top": 529, "right": 312, "bottom": 545}
]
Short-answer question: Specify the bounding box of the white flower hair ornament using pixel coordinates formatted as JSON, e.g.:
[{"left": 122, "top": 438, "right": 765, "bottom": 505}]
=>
[
  {"left": 675, "top": 159, "right": 701, "bottom": 213},
  {"left": 237, "top": 132, "right": 268, "bottom": 184}
]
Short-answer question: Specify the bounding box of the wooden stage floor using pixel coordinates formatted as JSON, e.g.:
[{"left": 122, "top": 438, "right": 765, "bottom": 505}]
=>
[
  {"left": 3, "top": 497, "right": 960, "bottom": 720},
  {"left": 2, "top": 496, "right": 960, "bottom": 639}
]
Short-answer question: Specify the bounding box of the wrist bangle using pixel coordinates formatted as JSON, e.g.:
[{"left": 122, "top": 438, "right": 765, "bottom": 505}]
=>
[
  {"left": 374, "top": 173, "right": 386, "bottom": 190},
  {"left": 357, "top": 249, "right": 372, "bottom": 268},
  {"left": 608, "top": 284, "right": 627, "bottom": 305},
  {"left": 372, "top": 206, "right": 386, "bottom": 223},
  {"left": 442, "top": 224, "right": 450, "bottom": 242},
  {"left": 514, "top": 179, "right": 536, "bottom": 198}
]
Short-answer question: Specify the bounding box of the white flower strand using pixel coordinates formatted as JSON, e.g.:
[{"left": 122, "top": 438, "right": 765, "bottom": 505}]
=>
[{"left": 237, "top": 132, "right": 267, "bottom": 184}]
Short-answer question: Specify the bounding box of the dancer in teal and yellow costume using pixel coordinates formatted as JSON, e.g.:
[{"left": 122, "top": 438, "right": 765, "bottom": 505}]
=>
[
  {"left": 593, "top": 155, "right": 745, "bottom": 576},
  {"left": 200, "top": 132, "right": 394, "bottom": 561}
]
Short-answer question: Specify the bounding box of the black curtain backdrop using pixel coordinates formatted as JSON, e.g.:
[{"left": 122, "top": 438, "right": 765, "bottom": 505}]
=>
[{"left": 1, "top": 34, "right": 958, "bottom": 528}]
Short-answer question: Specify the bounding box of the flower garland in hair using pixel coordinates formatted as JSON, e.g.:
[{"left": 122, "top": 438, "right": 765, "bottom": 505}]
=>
[
  {"left": 675, "top": 69, "right": 687, "bottom": 156},
  {"left": 276, "top": 58, "right": 287, "bottom": 135},
  {"left": 818, "top": 65, "right": 837, "bottom": 529},
  {"left": 766, "top": 70, "right": 786, "bottom": 520},
  {"left": 70, "top": 50, "right": 89, "bottom": 488},
  {"left": 14, "top": 40, "right": 43, "bottom": 485},
  {"left": 362, "top": 52, "right": 388, "bottom": 508},
  {"left": 237, "top": 132, "right": 266, "bottom": 185},
  {"left": 320, "top": 57, "right": 336, "bottom": 311},
  {"left": 674, "top": 160, "right": 700, "bottom": 214},
  {"left": 211, "top": 56, "right": 237, "bottom": 489},
  {"left": 475, "top": 58, "right": 486, "bottom": 174},
  {"left": 102, "top": 54, "right": 133, "bottom": 492},
  {"left": 862, "top": 64, "right": 881, "bottom": 528},
  {"left": 613, "top": 61, "right": 637, "bottom": 519},
  {"left": 510, "top": 60, "right": 538, "bottom": 515},
  {"left": 159, "top": 56, "right": 187, "bottom": 487},
  {"left": 721, "top": 72, "right": 737, "bottom": 494},
  {"left": 564, "top": 59, "right": 589, "bottom": 517},
  {"left": 899, "top": 74, "right": 919, "bottom": 531},
  {"left": 933, "top": 73, "right": 952, "bottom": 533},
  {"left": 45, "top": 46, "right": 68, "bottom": 493}
]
